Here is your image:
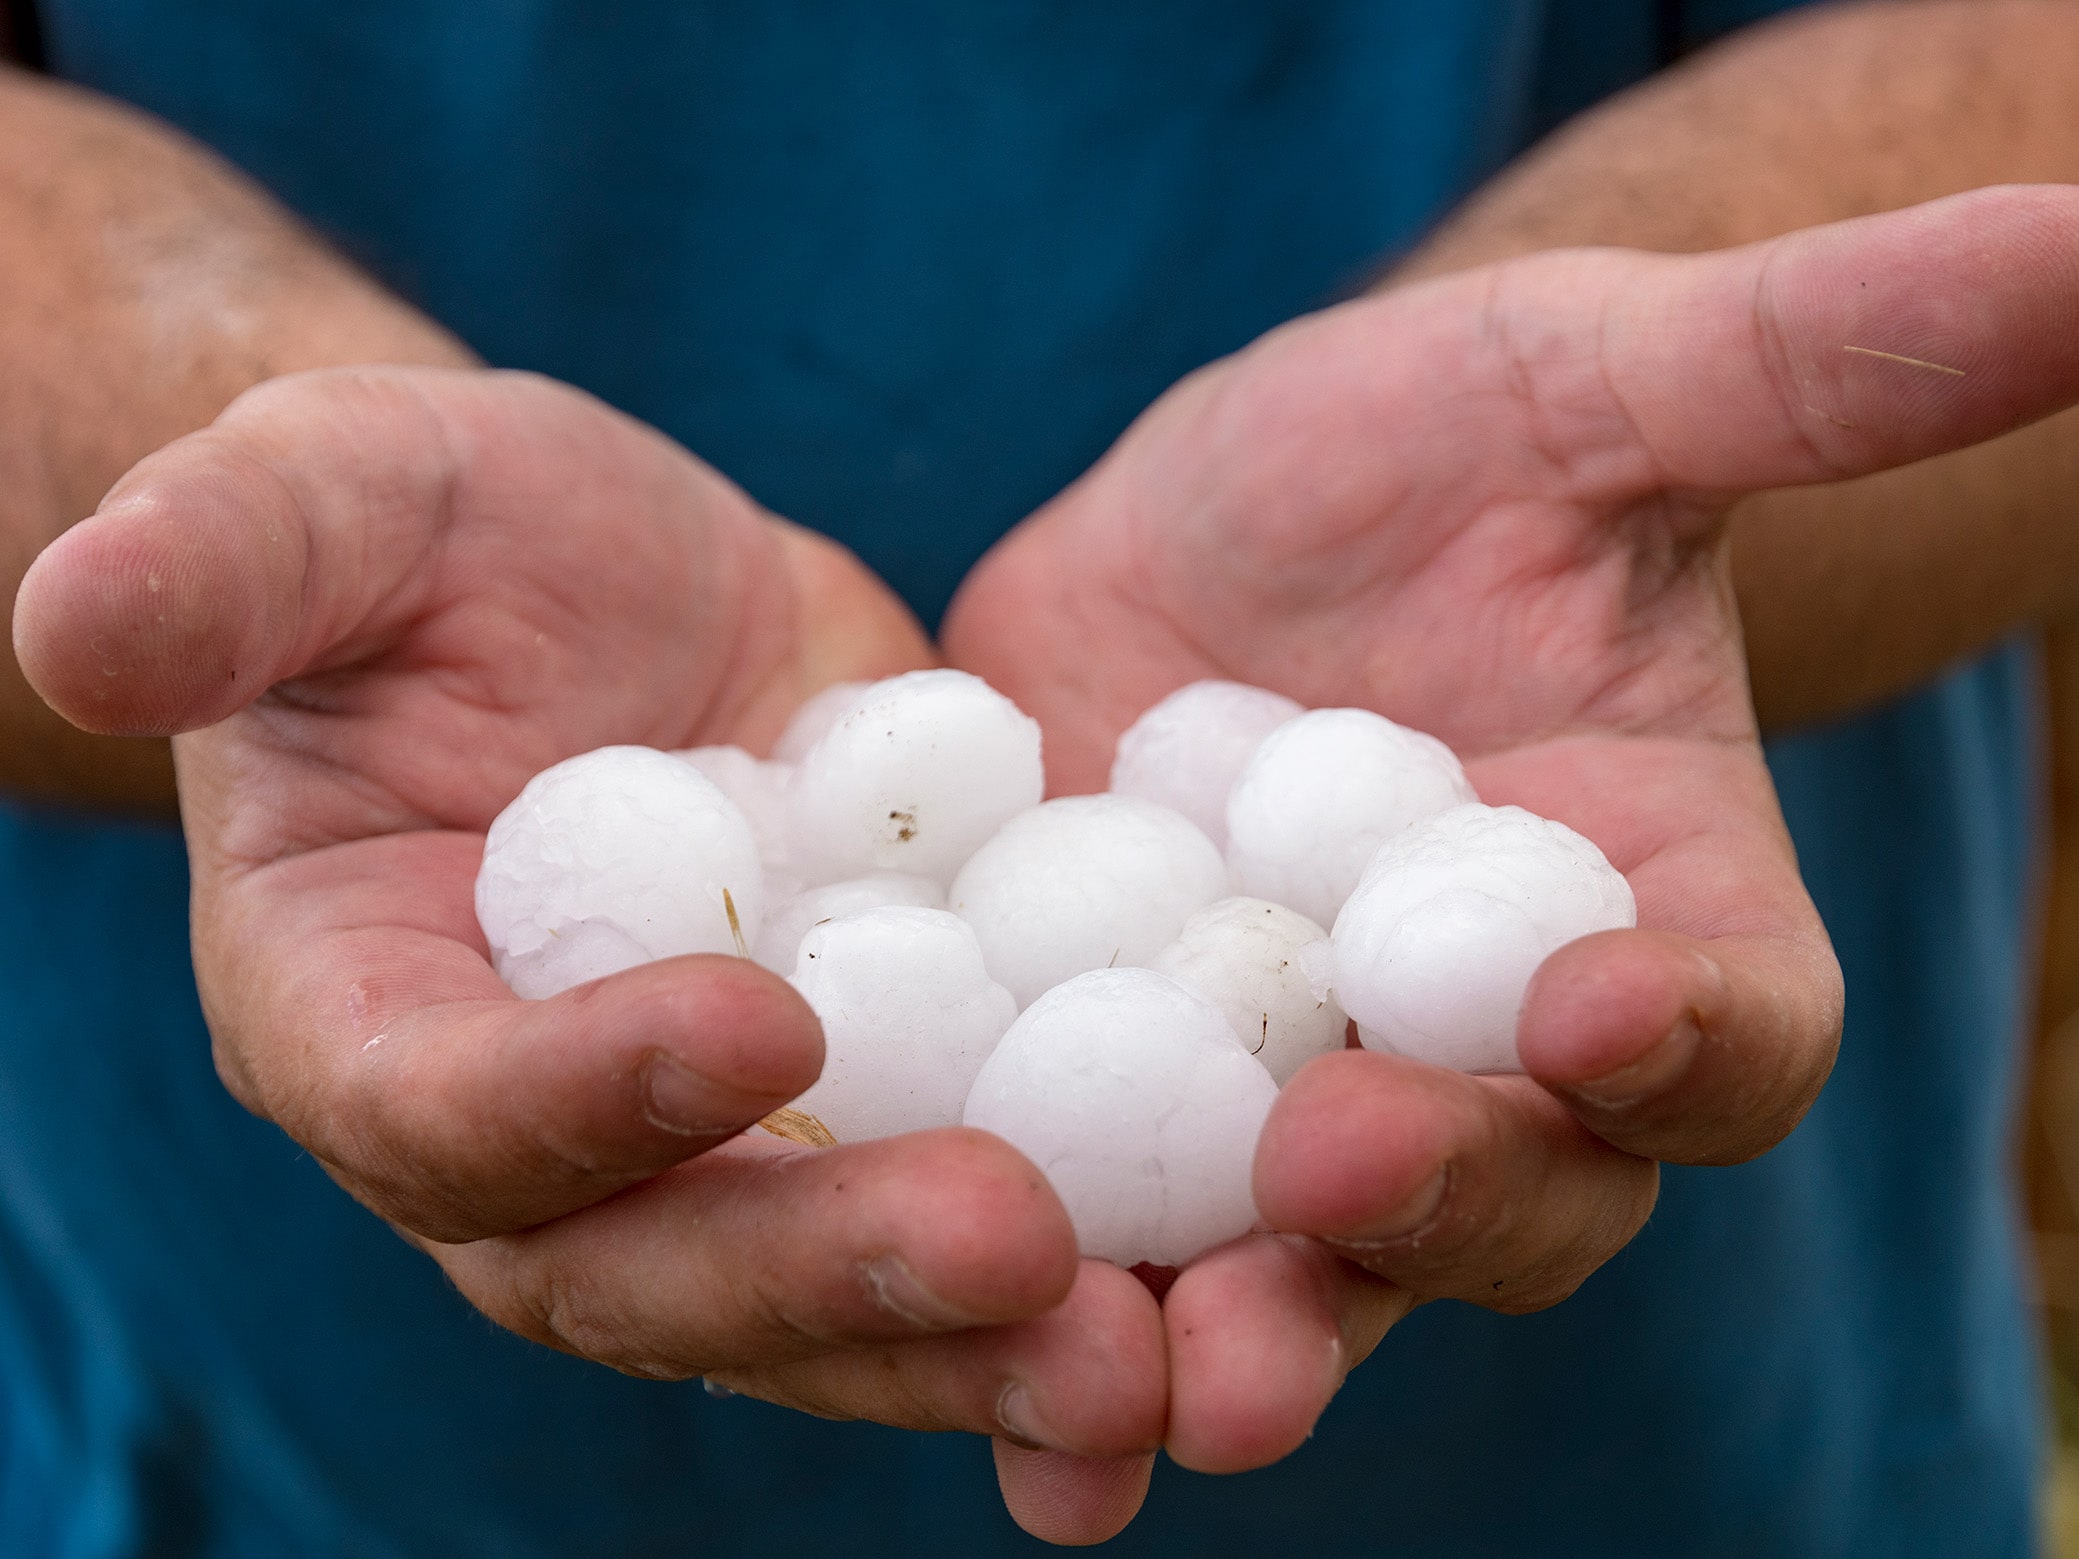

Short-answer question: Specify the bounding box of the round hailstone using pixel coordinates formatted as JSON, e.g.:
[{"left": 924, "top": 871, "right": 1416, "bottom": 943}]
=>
[
  {"left": 788, "top": 670, "right": 1044, "bottom": 886},
  {"left": 476, "top": 746, "right": 764, "bottom": 1000},
  {"left": 771, "top": 680, "right": 870, "bottom": 764},
  {"left": 949, "top": 795, "right": 1229, "bottom": 1008},
  {"left": 1152, "top": 897, "right": 1346, "bottom": 1085},
  {"left": 1108, "top": 680, "right": 1303, "bottom": 849},
  {"left": 1225, "top": 707, "right": 1476, "bottom": 927},
  {"left": 788, "top": 907, "right": 1017, "bottom": 1141},
  {"left": 964, "top": 967, "right": 1278, "bottom": 1267},
  {"left": 753, "top": 872, "right": 946, "bottom": 974},
  {"left": 1331, "top": 803, "right": 1636, "bottom": 1073},
  {"left": 672, "top": 744, "right": 796, "bottom": 877}
]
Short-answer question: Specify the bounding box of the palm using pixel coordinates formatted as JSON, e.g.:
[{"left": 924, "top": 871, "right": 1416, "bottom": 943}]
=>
[
  {"left": 944, "top": 187, "right": 2079, "bottom": 1475},
  {"left": 18, "top": 367, "right": 1171, "bottom": 1539}
]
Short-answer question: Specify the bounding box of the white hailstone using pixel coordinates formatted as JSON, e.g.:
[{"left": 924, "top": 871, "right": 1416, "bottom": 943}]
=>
[
  {"left": 949, "top": 795, "right": 1229, "bottom": 1008},
  {"left": 788, "top": 669, "right": 1045, "bottom": 886},
  {"left": 788, "top": 907, "right": 1017, "bottom": 1141},
  {"left": 1331, "top": 803, "right": 1636, "bottom": 1074},
  {"left": 771, "top": 680, "right": 870, "bottom": 764},
  {"left": 964, "top": 968, "right": 1278, "bottom": 1267},
  {"left": 752, "top": 872, "right": 946, "bottom": 974},
  {"left": 1108, "top": 680, "right": 1303, "bottom": 849},
  {"left": 1152, "top": 897, "right": 1346, "bottom": 1085},
  {"left": 1225, "top": 707, "right": 1476, "bottom": 927},
  {"left": 476, "top": 746, "right": 764, "bottom": 1000},
  {"left": 672, "top": 744, "right": 796, "bottom": 874}
]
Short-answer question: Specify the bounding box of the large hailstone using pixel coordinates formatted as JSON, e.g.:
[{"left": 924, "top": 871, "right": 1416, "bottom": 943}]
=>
[
  {"left": 672, "top": 744, "right": 797, "bottom": 886},
  {"left": 949, "top": 795, "right": 1229, "bottom": 1008},
  {"left": 771, "top": 681, "right": 869, "bottom": 764},
  {"left": 1152, "top": 897, "right": 1346, "bottom": 1085},
  {"left": 1109, "top": 680, "right": 1303, "bottom": 849},
  {"left": 788, "top": 907, "right": 1017, "bottom": 1141},
  {"left": 963, "top": 968, "right": 1278, "bottom": 1266},
  {"left": 753, "top": 872, "right": 946, "bottom": 974},
  {"left": 1331, "top": 803, "right": 1636, "bottom": 1073},
  {"left": 476, "top": 746, "right": 764, "bottom": 1000},
  {"left": 788, "top": 670, "right": 1044, "bottom": 886},
  {"left": 1225, "top": 707, "right": 1476, "bottom": 926}
]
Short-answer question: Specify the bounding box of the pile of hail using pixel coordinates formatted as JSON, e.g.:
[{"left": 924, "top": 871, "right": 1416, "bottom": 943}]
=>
[{"left": 475, "top": 672, "right": 1635, "bottom": 1270}]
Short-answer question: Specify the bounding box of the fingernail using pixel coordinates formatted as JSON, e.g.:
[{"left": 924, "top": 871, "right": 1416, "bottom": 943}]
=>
[
  {"left": 863, "top": 1253, "right": 977, "bottom": 1330},
  {"left": 1335, "top": 1166, "right": 1449, "bottom": 1250},
  {"left": 640, "top": 1052, "right": 739, "bottom": 1139},
  {"left": 1569, "top": 1015, "right": 1702, "bottom": 1109},
  {"left": 995, "top": 1383, "right": 1067, "bottom": 1452}
]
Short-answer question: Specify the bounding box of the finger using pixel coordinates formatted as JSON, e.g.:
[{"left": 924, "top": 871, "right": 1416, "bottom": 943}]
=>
[
  {"left": 1474, "top": 735, "right": 1845, "bottom": 1165},
  {"left": 1254, "top": 1052, "right": 1659, "bottom": 1310},
  {"left": 14, "top": 365, "right": 781, "bottom": 774},
  {"left": 436, "top": 1127, "right": 1081, "bottom": 1373},
  {"left": 1490, "top": 184, "right": 2079, "bottom": 504},
  {"left": 992, "top": 1444, "right": 1157, "bottom": 1548},
  {"left": 1162, "top": 1234, "right": 1409, "bottom": 1475},
  {"left": 203, "top": 831, "right": 824, "bottom": 1241},
  {"left": 709, "top": 1260, "right": 1165, "bottom": 1456}
]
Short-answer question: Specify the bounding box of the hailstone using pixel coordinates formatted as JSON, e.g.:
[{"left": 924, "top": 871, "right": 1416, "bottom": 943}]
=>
[
  {"left": 673, "top": 744, "right": 796, "bottom": 879},
  {"left": 788, "top": 907, "right": 1017, "bottom": 1141},
  {"left": 1109, "top": 680, "right": 1303, "bottom": 849},
  {"left": 771, "top": 680, "right": 869, "bottom": 763},
  {"left": 753, "top": 872, "right": 946, "bottom": 974},
  {"left": 949, "top": 795, "right": 1229, "bottom": 1008},
  {"left": 1331, "top": 803, "right": 1636, "bottom": 1073},
  {"left": 788, "top": 670, "right": 1044, "bottom": 886},
  {"left": 1152, "top": 897, "right": 1346, "bottom": 1085},
  {"left": 1225, "top": 707, "right": 1476, "bottom": 926},
  {"left": 476, "top": 746, "right": 764, "bottom": 1000},
  {"left": 963, "top": 967, "right": 1278, "bottom": 1266}
]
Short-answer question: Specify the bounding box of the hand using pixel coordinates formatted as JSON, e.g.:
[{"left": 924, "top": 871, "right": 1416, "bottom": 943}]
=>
[
  {"left": 13, "top": 366, "right": 1168, "bottom": 1538},
  {"left": 945, "top": 187, "right": 2079, "bottom": 1504}
]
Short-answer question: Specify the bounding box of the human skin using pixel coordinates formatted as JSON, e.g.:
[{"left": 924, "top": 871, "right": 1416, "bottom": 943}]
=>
[
  {"left": 942, "top": 2, "right": 2079, "bottom": 1534},
  {"left": 12, "top": 6, "right": 2079, "bottom": 1552},
  {"left": 0, "top": 64, "right": 1172, "bottom": 1507}
]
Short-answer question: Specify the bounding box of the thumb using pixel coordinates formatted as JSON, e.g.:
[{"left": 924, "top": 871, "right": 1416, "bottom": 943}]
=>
[{"left": 13, "top": 363, "right": 467, "bottom": 737}]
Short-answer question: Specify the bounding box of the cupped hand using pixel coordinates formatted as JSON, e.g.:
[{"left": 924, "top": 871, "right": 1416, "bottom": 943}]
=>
[
  {"left": 12, "top": 366, "right": 1167, "bottom": 1542},
  {"left": 945, "top": 187, "right": 2079, "bottom": 1488}
]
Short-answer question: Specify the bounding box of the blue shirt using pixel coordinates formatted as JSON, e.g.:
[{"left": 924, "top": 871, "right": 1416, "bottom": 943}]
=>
[{"left": 1, "top": 2, "right": 2041, "bottom": 1553}]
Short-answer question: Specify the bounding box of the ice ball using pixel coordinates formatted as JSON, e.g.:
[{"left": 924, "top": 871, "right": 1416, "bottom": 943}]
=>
[
  {"left": 753, "top": 872, "right": 946, "bottom": 974},
  {"left": 1225, "top": 707, "right": 1475, "bottom": 926},
  {"left": 788, "top": 907, "right": 1017, "bottom": 1141},
  {"left": 672, "top": 744, "right": 795, "bottom": 875},
  {"left": 771, "top": 680, "right": 869, "bottom": 764},
  {"left": 949, "top": 795, "right": 1229, "bottom": 1008},
  {"left": 1152, "top": 897, "right": 1346, "bottom": 1085},
  {"left": 476, "top": 746, "right": 764, "bottom": 1000},
  {"left": 963, "top": 967, "right": 1277, "bottom": 1267},
  {"left": 1331, "top": 803, "right": 1636, "bottom": 1073},
  {"left": 788, "top": 669, "right": 1044, "bottom": 886},
  {"left": 1109, "top": 680, "right": 1303, "bottom": 849}
]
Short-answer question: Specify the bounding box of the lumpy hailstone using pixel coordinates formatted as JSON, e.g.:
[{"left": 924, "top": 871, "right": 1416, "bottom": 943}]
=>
[
  {"left": 788, "top": 670, "right": 1044, "bottom": 885},
  {"left": 753, "top": 871, "right": 945, "bottom": 974},
  {"left": 1152, "top": 897, "right": 1346, "bottom": 1085},
  {"left": 963, "top": 968, "right": 1278, "bottom": 1266},
  {"left": 1225, "top": 707, "right": 1477, "bottom": 927},
  {"left": 476, "top": 746, "right": 764, "bottom": 1000},
  {"left": 788, "top": 907, "right": 1017, "bottom": 1140},
  {"left": 950, "top": 795, "right": 1230, "bottom": 1008},
  {"left": 1109, "top": 680, "right": 1303, "bottom": 849},
  {"left": 1331, "top": 803, "right": 1636, "bottom": 1073},
  {"left": 673, "top": 744, "right": 796, "bottom": 884}
]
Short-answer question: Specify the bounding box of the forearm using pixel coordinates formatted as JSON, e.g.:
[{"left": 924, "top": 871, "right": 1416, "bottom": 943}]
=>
[
  {"left": 0, "top": 65, "right": 472, "bottom": 811},
  {"left": 1393, "top": 0, "right": 2079, "bottom": 729}
]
